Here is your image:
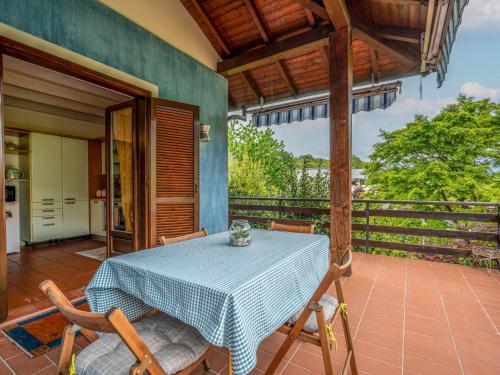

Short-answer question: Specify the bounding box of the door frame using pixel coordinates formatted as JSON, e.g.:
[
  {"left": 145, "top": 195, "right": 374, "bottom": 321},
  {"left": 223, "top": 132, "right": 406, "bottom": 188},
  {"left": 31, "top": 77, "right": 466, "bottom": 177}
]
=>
[{"left": 0, "top": 36, "right": 153, "bottom": 321}]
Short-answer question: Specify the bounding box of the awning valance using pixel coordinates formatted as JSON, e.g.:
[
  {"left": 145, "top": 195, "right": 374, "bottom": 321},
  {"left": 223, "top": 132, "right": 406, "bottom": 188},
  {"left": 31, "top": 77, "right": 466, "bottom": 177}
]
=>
[{"left": 250, "top": 81, "right": 402, "bottom": 127}]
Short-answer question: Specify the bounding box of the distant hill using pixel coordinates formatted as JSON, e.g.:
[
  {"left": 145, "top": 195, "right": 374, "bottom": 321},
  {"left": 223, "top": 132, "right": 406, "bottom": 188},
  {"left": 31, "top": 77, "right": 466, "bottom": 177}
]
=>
[{"left": 294, "top": 154, "right": 367, "bottom": 169}]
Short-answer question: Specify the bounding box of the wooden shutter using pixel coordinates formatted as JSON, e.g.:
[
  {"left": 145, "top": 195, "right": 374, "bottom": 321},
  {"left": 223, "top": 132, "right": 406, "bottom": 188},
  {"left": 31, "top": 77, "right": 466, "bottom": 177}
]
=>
[{"left": 151, "top": 99, "right": 199, "bottom": 245}]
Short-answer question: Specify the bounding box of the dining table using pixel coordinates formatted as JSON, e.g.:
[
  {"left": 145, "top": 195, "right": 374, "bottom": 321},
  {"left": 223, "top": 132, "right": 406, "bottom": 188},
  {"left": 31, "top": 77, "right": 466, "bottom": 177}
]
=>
[{"left": 86, "top": 229, "right": 329, "bottom": 375}]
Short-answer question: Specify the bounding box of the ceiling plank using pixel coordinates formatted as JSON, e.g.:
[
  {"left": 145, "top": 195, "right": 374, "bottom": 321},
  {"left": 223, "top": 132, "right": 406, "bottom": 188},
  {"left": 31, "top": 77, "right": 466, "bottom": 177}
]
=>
[
  {"left": 243, "top": 0, "right": 270, "bottom": 43},
  {"left": 275, "top": 60, "right": 298, "bottom": 97},
  {"left": 353, "top": 22, "right": 418, "bottom": 67},
  {"left": 190, "top": 0, "right": 231, "bottom": 56},
  {"left": 369, "top": 49, "right": 380, "bottom": 84},
  {"left": 240, "top": 72, "right": 261, "bottom": 102},
  {"left": 218, "top": 24, "right": 333, "bottom": 75},
  {"left": 5, "top": 95, "right": 105, "bottom": 124},
  {"left": 323, "top": 0, "right": 350, "bottom": 29},
  {"left": 376, "top": 26, "right": 421, "bottom": 44},
  {"left": 320, "top": 46, "right": 329, "bottom": 72},
  {"left": 291, "top": 0, "right": 330, "bottom": 21},
  {"left": 4, "top": 84, "right": 104, "bottom": 116}
]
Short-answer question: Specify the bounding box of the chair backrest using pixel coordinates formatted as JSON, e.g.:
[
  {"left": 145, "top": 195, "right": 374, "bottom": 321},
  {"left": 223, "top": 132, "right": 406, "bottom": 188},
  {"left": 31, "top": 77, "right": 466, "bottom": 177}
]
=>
[
  {"left": 40, "top": 280, "right": 166, "bottom": 374},
  {"left": 270, "top": 221, "right": 315, "bottom": 234},
  {"left": 159, "top": 228, "right": 208, "bottom": 246},
  {"left": 40, "top": 280, "right": 116, "bottom": 333}
]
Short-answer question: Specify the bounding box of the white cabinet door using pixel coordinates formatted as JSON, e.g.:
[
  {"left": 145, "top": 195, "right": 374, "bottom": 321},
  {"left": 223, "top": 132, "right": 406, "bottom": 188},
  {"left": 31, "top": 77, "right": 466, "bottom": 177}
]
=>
[
  {"left": 62, "top": 138, "right": 88, "bottom": 201},
  {"left": 30, "top": 133, "right": 62, "bottom": 202},
  {"left": 63, "top": 200, "right": 89, "bottom": 238},
  {"left": 90, "top": 199, "right": 106, "bottom": 236}
]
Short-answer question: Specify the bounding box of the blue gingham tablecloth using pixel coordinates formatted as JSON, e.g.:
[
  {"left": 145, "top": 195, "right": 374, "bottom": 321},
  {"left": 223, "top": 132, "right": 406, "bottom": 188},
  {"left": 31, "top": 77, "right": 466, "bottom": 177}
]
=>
[{"left": 86, "top": 229, "right": 329, "bottom": 375}]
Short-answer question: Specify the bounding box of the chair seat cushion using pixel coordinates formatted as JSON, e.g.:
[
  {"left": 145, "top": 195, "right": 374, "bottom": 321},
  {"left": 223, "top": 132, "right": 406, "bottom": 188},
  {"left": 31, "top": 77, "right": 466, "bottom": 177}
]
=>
[
  {"left": 290, "top": 294, "right": 339, "bottom": 333},
  {"left": 75, "top": 312, "right": 209, "bottom": 375}
]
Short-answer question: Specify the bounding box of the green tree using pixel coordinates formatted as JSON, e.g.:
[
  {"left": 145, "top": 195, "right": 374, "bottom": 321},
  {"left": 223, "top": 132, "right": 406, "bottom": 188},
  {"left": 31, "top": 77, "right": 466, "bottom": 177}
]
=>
[
  {"left": 228, "top": 121, "right": 296, "bottom": 196},
  {"left": 365, "top": 96, "right": 500, "bottom": 203}
]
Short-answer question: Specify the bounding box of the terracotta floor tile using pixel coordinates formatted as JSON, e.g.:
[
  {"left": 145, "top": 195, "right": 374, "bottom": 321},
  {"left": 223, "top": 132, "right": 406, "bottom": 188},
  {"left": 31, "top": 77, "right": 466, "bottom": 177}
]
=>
[
  {"left": 356, "top": 353, "right": 401, "bottom": 375},
  {"left": 0, "top": 339, "right": 23, "bottom": 360},
  {"left": 0, "top": 361, "right": 13, "bottom": 375},
  {"left": 403, "top": 354, "right": 461, "bottom": 375},
  {"left": 6, "top": 353, "right": 51, "bottom": 374},
  {"left": 353, "top": 339, "right": 401, "bottom": 367}
]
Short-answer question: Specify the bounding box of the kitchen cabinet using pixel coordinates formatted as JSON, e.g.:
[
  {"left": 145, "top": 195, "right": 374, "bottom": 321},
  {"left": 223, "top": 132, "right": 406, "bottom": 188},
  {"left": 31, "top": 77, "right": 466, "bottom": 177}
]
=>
[
  {"left": 21, "top": 133, "right": 89, "bottom": 244},
  {"left": 30, "top": 133, "right": 62, "bottom": 202},
  {"left": 62, "top": 137, "right": 88, "bottom": 201},
  {"left": 63, "top": 200, "right": 89, "bottom": 238}
]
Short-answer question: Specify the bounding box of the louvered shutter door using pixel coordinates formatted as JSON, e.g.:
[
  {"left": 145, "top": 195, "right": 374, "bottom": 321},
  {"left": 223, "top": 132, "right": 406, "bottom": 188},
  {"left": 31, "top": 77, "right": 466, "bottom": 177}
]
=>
[{"left": 152, "top": 99, "right": 199, "bottom": 244}]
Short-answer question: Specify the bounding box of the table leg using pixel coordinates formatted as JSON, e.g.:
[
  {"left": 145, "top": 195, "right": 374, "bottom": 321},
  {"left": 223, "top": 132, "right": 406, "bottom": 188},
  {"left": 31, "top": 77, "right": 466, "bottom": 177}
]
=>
[{"left": 228, "top": 352, "right": 233, "bottom": 375}]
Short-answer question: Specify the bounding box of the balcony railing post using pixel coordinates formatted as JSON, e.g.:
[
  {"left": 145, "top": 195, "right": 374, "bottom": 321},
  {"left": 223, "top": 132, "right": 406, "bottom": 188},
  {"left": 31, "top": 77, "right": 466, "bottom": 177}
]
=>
[
  {"left": 278, "top": 199, "right": 283, "bottom": 220},
  {"left": 364, "top": 202, "right": 370, "bottom": 253}
]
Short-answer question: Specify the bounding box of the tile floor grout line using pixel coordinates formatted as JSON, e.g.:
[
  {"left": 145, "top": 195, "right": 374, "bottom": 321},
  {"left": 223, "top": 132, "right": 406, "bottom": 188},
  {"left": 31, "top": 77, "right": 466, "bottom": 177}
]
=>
[
  {"left": 458, "top": 268, "right": 500, "bottom": 336},
  {"left": 401, "top": 258, "right": 408, "bottom": 375},
  {"left": 432, "top": 263, "right": 465, "bottom": 375},
  {"left": 32, "top": 363, "right": 55, "bottom": 374},
  {"left": 353, "top": 255, "right": 384, "bottom": 339},
  {"left": 0, "top": 356, "right": 16, "bottom": 375}
]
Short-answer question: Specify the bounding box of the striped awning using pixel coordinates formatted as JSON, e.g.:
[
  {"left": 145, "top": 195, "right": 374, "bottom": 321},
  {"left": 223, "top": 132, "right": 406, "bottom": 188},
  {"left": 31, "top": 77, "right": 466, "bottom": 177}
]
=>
[
  {"left": 250, "top": 81, "right": 402, "bottom": 127},
  {"left": 436, "top": 0, "right": 468, "bottom": 88}
]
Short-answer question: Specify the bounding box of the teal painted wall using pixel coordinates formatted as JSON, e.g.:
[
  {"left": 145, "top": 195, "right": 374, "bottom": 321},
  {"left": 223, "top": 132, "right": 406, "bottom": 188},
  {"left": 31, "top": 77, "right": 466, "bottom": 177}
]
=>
[{"left": 0, "top": 0, "right": 228, "bottom": 234}]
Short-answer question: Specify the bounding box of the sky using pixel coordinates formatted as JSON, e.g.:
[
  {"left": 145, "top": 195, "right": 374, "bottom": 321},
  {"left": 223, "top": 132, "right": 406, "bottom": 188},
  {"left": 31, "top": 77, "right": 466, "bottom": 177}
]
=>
[{"left": 266, "top": 0, "right": 500, "bottom": 160}]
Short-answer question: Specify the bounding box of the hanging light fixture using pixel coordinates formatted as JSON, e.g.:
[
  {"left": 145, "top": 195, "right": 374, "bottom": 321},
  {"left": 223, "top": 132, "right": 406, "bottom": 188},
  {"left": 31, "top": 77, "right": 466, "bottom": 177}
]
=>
[{"left": 200, "top": 124, "right": 210, "bottom": 142}]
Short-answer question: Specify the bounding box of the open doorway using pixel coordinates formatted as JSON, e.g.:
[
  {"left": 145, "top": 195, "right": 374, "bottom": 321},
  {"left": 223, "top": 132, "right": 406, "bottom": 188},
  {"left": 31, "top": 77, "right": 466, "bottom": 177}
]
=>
[{"left": 2, "top": 55, "right": 133, "bottom": 319}]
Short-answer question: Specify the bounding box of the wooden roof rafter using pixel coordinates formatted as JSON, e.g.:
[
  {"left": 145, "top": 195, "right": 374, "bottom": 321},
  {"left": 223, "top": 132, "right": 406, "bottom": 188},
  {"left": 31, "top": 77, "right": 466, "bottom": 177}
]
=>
[
  {"left": 190, "top": 0, "right": 231, "bottom": 56},
  {"left": 243, "top": 0, "right": 270, "bottom": 43},
  {"left": 240, "top": 71, "right": 261, "bottom": 102},
  {"left": 291, "top": 0, "right": 330, "bottom": 21},
  {"left": 369, "top": 48, "right": 380, "bottom": 84},
  {"left": 275, "top": 60, "right": 298, "bottom": 98},
  {"left": 352, "top": 21, "right": 419, "bottom": 68}
]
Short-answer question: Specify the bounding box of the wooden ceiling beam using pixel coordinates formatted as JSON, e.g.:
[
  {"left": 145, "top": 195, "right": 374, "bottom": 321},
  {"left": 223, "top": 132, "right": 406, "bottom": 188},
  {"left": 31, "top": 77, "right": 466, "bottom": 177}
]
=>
[
  {"left": 291, "top": 0, "right": 330, "bottom": 21},
  {"left": 369, "top": 48, "right": 380, "bottom": 84},
  {"left": 217, "top": 24, "right": 333, "bottom": 75},
  {"left": 376, "top": 26, "right": 422, "bottom": 44},
  {"left": 240, "top": 72, "right": 261, "bottom": 102},
  {"left": 190, "top": 0, "right": 231, "bottom": 56},
  {"left": 275, "top": 60, "right": 298, "bottom": 98},
  {"left": 323, "top": 0, "right": 350, "bottom": 29},
  {"left": 243, "top": 0, "right": 270, "bottom": 43},
  {"left": 353, "top": 22, "right": 418, "bottom": 67}
]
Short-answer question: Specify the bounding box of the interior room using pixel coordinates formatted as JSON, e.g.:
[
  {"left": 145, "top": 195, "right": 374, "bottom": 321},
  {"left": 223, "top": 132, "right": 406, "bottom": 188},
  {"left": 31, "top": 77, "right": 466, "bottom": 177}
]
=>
[{"left": 2, "top": 55, "right": 131, "bottom": 317}]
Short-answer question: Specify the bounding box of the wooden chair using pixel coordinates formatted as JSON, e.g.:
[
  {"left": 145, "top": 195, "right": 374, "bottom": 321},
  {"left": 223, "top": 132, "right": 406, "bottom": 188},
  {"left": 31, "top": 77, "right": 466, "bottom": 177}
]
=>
[
  {"left": 269, "top": 221, "right": 315, "bottom": 234},
  {"left": 159, "top": 229, "right": 209, "bottom": 246},
  {"left": 267, "top": 222, "right": 357, "bottom": 375},
  {"left": 40, "top": 280, "right": 211, "bottom": 375}
]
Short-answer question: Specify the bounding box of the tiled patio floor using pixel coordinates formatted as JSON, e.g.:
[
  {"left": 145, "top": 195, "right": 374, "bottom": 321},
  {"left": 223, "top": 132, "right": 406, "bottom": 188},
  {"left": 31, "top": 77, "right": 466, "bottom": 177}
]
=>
[
  {"left": 6, "top": 239, "right": 102, "bottom": 321},
  {"left": 0, "top": 252, "right": 498, "bottom": 374}
]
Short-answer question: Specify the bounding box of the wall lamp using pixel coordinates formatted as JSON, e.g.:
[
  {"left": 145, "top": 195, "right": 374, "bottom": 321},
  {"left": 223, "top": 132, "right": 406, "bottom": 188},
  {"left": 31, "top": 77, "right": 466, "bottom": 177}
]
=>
[{"left": 200, "top": 124, "right": 210, "bottom": 142}]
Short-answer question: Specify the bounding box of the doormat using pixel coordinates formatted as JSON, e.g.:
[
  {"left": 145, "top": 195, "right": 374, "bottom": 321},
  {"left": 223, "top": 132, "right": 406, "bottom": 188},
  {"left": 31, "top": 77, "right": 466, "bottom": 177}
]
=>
[
  {"left": 76, "top": 247, "right": 106, "bottom": 261},
  {"left": 1, "top": 298, "right": 88, "bottom": 357}
]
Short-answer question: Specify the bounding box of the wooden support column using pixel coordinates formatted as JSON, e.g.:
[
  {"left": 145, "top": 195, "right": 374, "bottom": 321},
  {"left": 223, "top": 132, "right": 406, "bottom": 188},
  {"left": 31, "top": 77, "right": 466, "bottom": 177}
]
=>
[
  {"left": 0, "top": 54, "right": 6, "bottom": 320},
  {"left": 329, "top": 27, "right": 352, "bottom": 264}
]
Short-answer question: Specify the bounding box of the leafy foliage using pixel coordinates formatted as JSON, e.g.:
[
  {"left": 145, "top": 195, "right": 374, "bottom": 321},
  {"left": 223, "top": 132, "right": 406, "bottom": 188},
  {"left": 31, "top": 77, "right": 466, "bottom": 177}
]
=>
[
  {"left": 228, "top": 121, "right": 296, "bottom": 196},
  {"left": 364, "top": 96, "right": 500, "bottom": 203}
]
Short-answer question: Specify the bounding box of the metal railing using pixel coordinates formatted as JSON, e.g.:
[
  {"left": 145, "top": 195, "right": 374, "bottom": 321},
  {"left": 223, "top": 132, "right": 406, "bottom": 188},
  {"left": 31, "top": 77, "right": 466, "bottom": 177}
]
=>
[{"left": 229, "top": 197, "right": 500, "bottom": 257}]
